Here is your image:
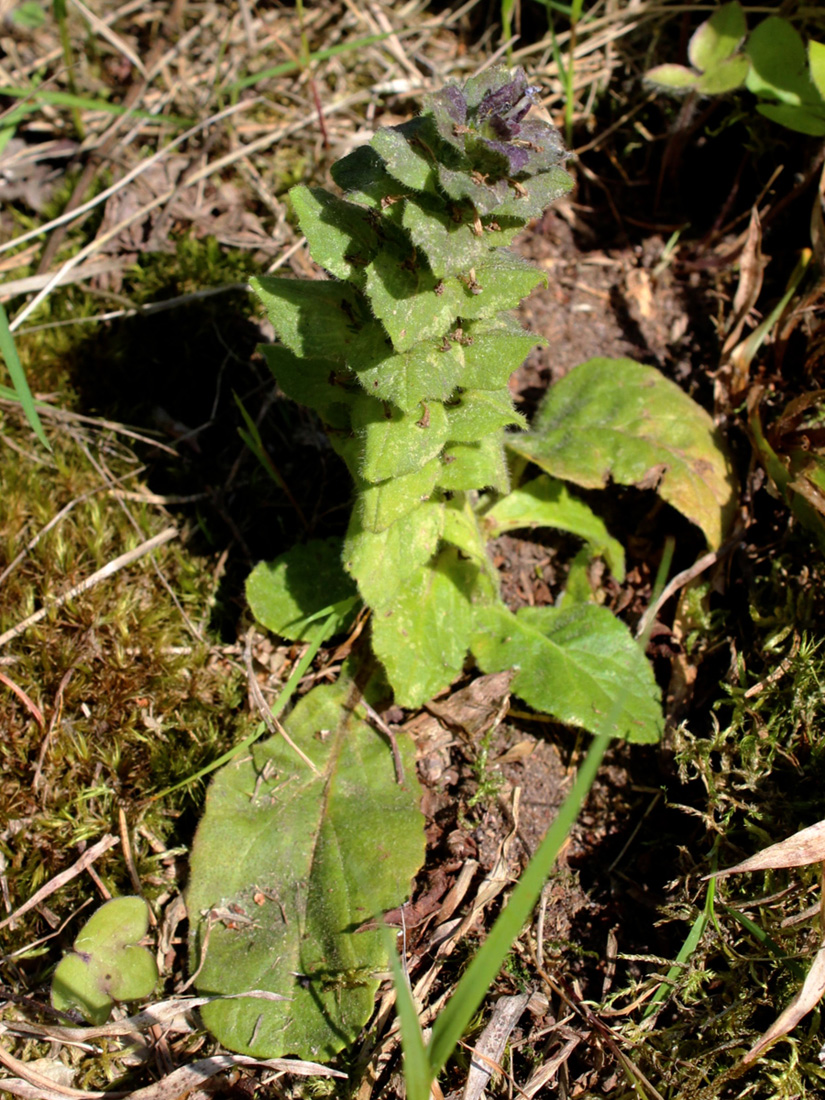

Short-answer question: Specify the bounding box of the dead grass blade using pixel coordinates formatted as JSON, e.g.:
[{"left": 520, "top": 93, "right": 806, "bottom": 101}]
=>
[
  {"left": 743, "top": 934, "right": 825, "bottom": 1065},
  {"left": 709, "top": 819, "right": 825, "bottom": 877}
]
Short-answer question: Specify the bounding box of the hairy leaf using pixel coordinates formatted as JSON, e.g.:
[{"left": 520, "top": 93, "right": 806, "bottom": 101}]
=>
[
  {"left": 260, "top": 346, "right": 354, "bottom": 429},
  {"left": 401, "top": 197, "right": 521, "bottom": 279},
  {"left": 482, "top": 474, "right": 625, "bottom": 581},
  {"left": 351, "top": 324, "right": 466, "bottom": 412},
  {"left": 188, "top": 674, "right": 424, "bottom": 1059},
  {"left": 246, "top": 538, "right": 358, "bottom": 642},
  {"left": 688, "top": 2, "right": 746, "bottom": 72},
  {"left": 439, "top": 435, "right": 509, "bottom": 493},
  {"left": 444, "top": 387, "right": 525, "bottom": 442},
  {"left": 251, "top": 276, "right": 369, "bottom": 362},
  {"left": 371, "top": 547, "right": 478, "bottom": 707},
  {"left": 291, "top": 185, "right": 379, "bottom": 279},
  {"left": 371, "top": 119, "right": 438, "bottom": 193},
  {"left": 364, "top": 247, "right": 463, "bottom": 353},
  {"left": 509, "top": 358, "right": 737, "bottom": 549},
  {"left": 344, "top": 501, "right": 444, "bottom": 607},
  {"left": 472, "top": 603, "right": 663, "bottom": 743},
  {"left": 356, "top": 456, "right": 441, "bottom": 532},
  {"left": 351, "top": 393, "right": 448, "bottom": 484}
]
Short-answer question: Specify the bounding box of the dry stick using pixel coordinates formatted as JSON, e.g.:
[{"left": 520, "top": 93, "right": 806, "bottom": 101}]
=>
[
  {"left": 0, "top": 398, "right": 180, "bottom": 456},
  {"left": 67, "top": 0, "right": 147, "bottom": 77},
  {"left": 0, "top": 834, "right": 119, "bottom": 932},
  {"left": 0, "top": 526, "right": 178, "bottom": 650}
]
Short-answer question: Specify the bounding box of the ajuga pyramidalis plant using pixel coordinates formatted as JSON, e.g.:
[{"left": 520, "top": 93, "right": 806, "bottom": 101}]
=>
[{"left": 251, "top": 67, "right": 572, "bottom": 706}]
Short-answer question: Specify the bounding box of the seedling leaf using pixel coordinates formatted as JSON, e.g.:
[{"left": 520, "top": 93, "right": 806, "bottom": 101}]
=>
[
  {"left": 51, "top": 897, "right": 158, "bottom": 1025},
  {"left": 509, "top": 358, "right": 737, "bottom": 549},
  {"left": 688, "top": 2, "right": 746, "bottom": 73},
  {"left": 188, "top": 674, "right": 424, "bottom": 1059}
]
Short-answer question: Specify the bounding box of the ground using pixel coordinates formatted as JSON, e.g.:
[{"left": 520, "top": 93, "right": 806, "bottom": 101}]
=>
[{"left": 2, "top": 2, "right": 825, "bottom": 1099}]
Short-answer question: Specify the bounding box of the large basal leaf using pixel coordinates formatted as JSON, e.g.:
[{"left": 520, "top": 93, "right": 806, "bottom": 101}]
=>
[
  {"left": 251, "top": 276, "right": 369, "bottom": 362},
  {"left": 188, "top": 674, "right": 425, "bottom": 1060},
  {"left": 509, "top": 358, "right": 737, "bottom": 549},
  {"left": 246, "top": 538, "right": 358, "bottom": 642},
  {"left": 371, "top": 546, "right": 479, "bottom": 707},
  {"left": 482, "top": 474, "right": 625, "bottom": 582},
  {"left": 343, "top": 501, "right": 444, "bottom": 607},
  {"left": 471, "top": 603, "right": 663, "bottom": 744}
]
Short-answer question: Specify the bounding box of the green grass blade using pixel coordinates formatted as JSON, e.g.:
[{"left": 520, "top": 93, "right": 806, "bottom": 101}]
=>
[
  {"left": 643, "top": 874, "right": 715, "bottom": 1019},
  {"left": 0, "top": 301, "right": 50, "bottom": 450},
  {"left": 382, "top": 923, "right": 432, "bottom": 1100},
  {"left": 0, "top": 86, "right": 190, "bottom": 126},
  {"left": 426, "top": 732, "right": 610, "bottom": 1078}
]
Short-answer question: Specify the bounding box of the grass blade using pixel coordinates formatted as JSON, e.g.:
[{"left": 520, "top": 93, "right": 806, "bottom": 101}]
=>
[
  {"left": 382, "top": 923, "right": 432, "bottom": 1100},
  {"left": 0, "top": 301, "right": 50, "bottom": 450}
]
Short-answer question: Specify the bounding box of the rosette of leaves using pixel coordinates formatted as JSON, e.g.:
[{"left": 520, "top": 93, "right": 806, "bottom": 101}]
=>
[{"left": 252, "top": 67, "right": 573, "bottom": 708}]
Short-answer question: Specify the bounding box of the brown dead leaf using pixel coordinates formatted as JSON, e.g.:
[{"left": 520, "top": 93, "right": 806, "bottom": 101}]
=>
[
  {"left": 708, "top": 818, "right": 825, "bottom": 878},
  {"left": 743, "top": 934, "right": 825, "bottom": 1065}
]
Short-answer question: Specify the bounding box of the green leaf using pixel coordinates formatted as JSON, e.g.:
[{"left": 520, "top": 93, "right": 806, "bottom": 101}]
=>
[
  {"left": 290, "top": 185, "right": 378, "bottom": 280},
  {"left": 745, "top": 17, "right": 820, "bottom": 106},
  {"left": 688, "top": 2, "right": 746, "bottom": 72},
  {"left": 756, "top": 101, "right": 825, "bottom": 135},
  {"left": 372, "top": 547, "right": 478, "bottom": 707},
  {"left": 351, "top": 393, "right": 448, "bottom": 484},
  {"left": 695, "top": 55, "right": 750, "bottom": 95},
  {"left": 644, "top": 64, "right": 700, "bottom": 91},
  {"left": 344, "top": 501, "right": 444, "bottom": 607},
  {"left": 471, "top": 604, "right": 663, "bottom": 743},
  {"left": 481, "top": 167, "right": 574, "bottom": 223},
  {"left": 364, "top": 246, "right": 463, "bottom": 353},
  {"left": 259, "top": 345, "right": 354, "bottom": 429},
  {"left": 442, "top": 495, "right": 500, "bottom": 590},
  {"left": 330, "top": 143, "right": 398, "bottom": 209},
  {"left": 482, "top": 474, "right": 625, "bottom": 582},
  {"left": 444, "top": 387, "right": 525, "bottom": 442},
  {"left": 251, "top": 276, "right": 369, "bottom": 361},
  {"left": 461, "top": 319, "right": 543, "bottom": 391},
  {"left": 188, "top": 674, "right": 425, "bottom": 1059},
  {"left": 509, "top": 358, "right": 737, "bottom": 549},
  {"left": 372, "top": 119, "right": 438, "bottom": 193},
  {"left": 51, "top": 897, "right": 158, "bottom": 1025},
  {"left": 439, "top": 435, "right": 509, "bottom": 493},
  {"left": 356, "top": 456, "right": 442, "bottom": 532},
  {"left": 246, "top": 538, "right": 358, "bottom": 642},
  {"left": 0, "top": 301, "right": 50, "bottom": 451},
  {"left": 401, "top": 197, "right": 521, "bottom": 280},
  {"left": 455, "top": 251, "right": 547, "bottom": 321},
  {"left": 810, "top": 40, "right": 825, "bottom": 101},
  {"left": 351, "top": 324, "right": 466, "bottom": 412}
]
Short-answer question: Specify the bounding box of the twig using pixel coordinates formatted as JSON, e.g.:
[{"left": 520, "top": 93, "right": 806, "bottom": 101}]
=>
[
  {"left": 635, "top": 538, "right": 739, "bottom": 639},
  {"left": 0, "top": 526, "right": 178, "bottom": 649},
  {"left": 358, "top": 698, "right": 406, "bottom": 786}
]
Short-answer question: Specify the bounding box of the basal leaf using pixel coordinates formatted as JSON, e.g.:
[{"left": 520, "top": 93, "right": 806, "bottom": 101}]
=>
[
  {"left": 482, "top": 474, "right": 625, "bottom": 582},
  {"left": 251, "top": 276, "right": 369, "bottom": 362},
  {"left": 351, "top": 393, "right": 448, "bottom": 483},
  {"left": 471, "top": 603, "right": 663, "bottom": 743},
  {"left": 260, "top": 346, "right": 354, "bottom": 429},
  {"left": 188, "top": 674, "right": 425, "bottom": 1059},
  {"left": 756, "top": 101, "right": 825, "bottom": 135},
  {"left": 344, "top": 501, "right": 444, "bottom": 607},
  {"left": 444, "top": 387, "right": 525, "bottom": 442},
  {"left": 356, "top": 456, "right": 441, "bottom": 532},
  {"left": 439, "top": 435, "right": 509, "bottom": 493},
  {"left": 371, "top": 547, "right": 478, "bottom": 707},
  {"left": 246, "top": 538, "right": 358, "bottom": 642},
  {"left": 510, "top": 358, "right": 737, "bottom": 549},
  {"left": 290, "top": 185, "right": 379, "bottom": 280}
]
